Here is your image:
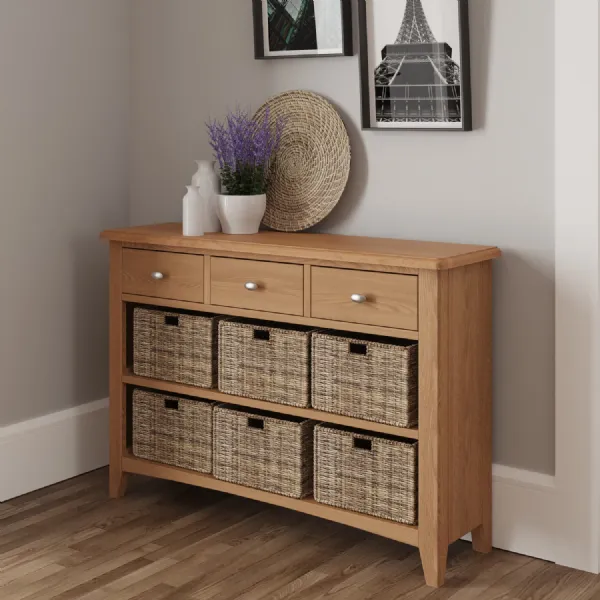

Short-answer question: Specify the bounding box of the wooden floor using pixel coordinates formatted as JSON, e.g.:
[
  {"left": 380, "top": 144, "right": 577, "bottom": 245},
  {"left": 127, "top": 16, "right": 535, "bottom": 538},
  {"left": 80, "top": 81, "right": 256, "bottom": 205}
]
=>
[{"left": 1, "top": 470, "right": 600, "bottom": 600}]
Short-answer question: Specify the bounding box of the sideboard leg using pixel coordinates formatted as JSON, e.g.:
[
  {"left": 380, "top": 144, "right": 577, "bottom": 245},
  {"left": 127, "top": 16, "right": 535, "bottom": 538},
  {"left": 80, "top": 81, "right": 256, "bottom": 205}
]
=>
[
  {"left": 418, "top": 270, "right": 450, "bottom": 589},
  {"left": 109, "top": 469, "right": 128, "bottom": 499},
  {"left": 419, "top": 545, "right": 448, "bottom": 588},
  {"left": 472, "top": 520, "right": 493, "bottom": 554}
]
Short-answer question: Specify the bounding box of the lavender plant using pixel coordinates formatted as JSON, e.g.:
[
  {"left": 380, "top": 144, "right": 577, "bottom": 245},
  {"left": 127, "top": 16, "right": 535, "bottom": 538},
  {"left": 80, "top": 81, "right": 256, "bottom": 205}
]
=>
[{"left": 207, "top": 108, "right": 285, "bottom": 196}]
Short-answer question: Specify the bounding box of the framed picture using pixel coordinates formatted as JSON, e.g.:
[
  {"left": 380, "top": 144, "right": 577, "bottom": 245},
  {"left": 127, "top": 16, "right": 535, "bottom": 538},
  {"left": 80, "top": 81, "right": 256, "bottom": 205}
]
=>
[
  {"left": 253, "top": 0, "right": 353, "bottom": 59},
  {"left": 358, "top": 0, "right": 472, "bottom": 131}
]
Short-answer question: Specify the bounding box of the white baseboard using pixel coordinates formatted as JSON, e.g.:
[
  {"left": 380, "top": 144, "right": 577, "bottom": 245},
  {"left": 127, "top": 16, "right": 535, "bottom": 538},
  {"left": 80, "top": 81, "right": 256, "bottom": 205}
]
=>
[
  {"left": 0, "top": 398, "right": 109, "bottom": 502},
  {"left": 463, "top": 464, "right": 556, "bottom": 563}
]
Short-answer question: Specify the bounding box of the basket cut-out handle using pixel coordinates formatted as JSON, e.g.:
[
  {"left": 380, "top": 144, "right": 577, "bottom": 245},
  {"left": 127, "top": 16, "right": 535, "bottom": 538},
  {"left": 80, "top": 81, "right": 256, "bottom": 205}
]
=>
[
  {"left": 248, "top": 417, "right": 265, "bottom": 430},
  {"left": 353, "top": 437, "right": 372, "bottom": 451},
  {"left": 164, "top": 399, "right": 179, "bottom": 410},
  {"left": 164, "top": 315, "right": 179, "bottom": 327},
  {"left": 253, "top": 329, "right": 270, "bottom": 341},
  {"left": 349, "top": 342, "right": 368, "bottom": 356}
]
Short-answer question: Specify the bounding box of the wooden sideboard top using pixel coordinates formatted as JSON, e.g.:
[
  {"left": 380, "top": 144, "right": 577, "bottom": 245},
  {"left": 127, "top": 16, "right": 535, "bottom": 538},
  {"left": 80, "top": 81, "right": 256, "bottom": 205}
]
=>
[{"left": 101, "top": 223, "right": 501, "bottom": 270}]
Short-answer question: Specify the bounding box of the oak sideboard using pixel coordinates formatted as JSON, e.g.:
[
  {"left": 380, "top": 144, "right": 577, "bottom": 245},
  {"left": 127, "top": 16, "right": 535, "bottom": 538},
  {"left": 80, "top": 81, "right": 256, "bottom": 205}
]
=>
[{"left": 101, "top": 223, "right": 501, "bottom": 587}]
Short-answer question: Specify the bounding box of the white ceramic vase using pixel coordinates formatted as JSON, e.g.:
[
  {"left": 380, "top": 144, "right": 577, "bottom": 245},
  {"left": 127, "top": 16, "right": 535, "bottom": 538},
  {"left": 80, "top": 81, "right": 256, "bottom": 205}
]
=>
[
  {"left": 217, "top": 194, "right": 266, "bottom": 235},
  {"left": 182, "top": 186, "right": 205, "bottom": 237},
  {"left": 191, "top": 160, "right": 221, "bottom": 233}
]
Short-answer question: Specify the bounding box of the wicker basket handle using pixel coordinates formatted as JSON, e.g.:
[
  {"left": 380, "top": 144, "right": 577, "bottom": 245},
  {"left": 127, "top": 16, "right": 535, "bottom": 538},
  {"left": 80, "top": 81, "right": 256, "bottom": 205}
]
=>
[
  {"left": 164, "top": 399, "right": 179, "bottom": 411},
  {"left": 164, "top": 315, "right": 180, "bottom": 327},
  {"left": 247, "top": 417, "right": 265, "bottom": 430},
  {"left": 349, "top": 342, "right": 368, "bottom": 356},
  {"left": 253, "top": 329, "right": 270, "bottom": 342},
  {"left": 353, "top": 437, "right": 372, "bottom": 451}
]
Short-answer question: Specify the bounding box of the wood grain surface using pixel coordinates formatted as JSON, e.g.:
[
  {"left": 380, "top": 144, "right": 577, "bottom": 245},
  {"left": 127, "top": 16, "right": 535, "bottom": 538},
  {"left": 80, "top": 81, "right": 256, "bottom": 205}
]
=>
[
  {"left": 311, "top": 266, "right": 418, "bottom": 331},
  {"left": 121, "top": 294, "right": 420, "bottom": 340},
  {"left": 448, "top": 262, "right": 494, "bottom": 549},
  {"left": 101, "top": 223, "right": 501, "bottom": 270},
  {"left": 1, "top": 470, "right": 599, "bottom": 600},
  {"left": 210, "top": 257, "right": 304, "bottom": 316},
  {"left": 417, "top": 269, "right": 450, "bottom": 587},
  {"left": 122, "top": 249, "right": 205, "bottom": 303}
]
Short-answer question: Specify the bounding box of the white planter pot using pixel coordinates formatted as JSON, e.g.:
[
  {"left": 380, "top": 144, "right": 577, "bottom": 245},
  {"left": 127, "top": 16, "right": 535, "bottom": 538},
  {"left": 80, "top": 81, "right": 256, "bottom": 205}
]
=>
[
  {"left": 217, "top": 194, "right": 266, "bottom": 235},
  {"left": 191, "top": 160, "right": 221, "bottom": 233}
]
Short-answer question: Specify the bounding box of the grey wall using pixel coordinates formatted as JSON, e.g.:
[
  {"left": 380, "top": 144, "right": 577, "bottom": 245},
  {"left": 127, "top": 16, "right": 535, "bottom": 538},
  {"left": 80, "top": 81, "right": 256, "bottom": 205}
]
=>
[
  {"left": 130, "top": 0, "right": 269, "bottom": 224},
  {"left": 0, "top": 0, "right": 130, "bottom": 425},
  {"left": 134, "top": 0, "right": 555, "bottom": 475}
]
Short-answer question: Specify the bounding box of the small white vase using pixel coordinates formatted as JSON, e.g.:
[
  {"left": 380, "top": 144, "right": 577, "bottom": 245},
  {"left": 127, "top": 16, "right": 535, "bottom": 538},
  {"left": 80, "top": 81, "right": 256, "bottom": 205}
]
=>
[
  {"left": 217, "top": 194, "right": 266, "bottom": 235},
  {"left": 182, "top": 186, "right": 205, "bottom": 236},
  {"left": 191, "top": 160, "right": 221, "bottom": 233}
]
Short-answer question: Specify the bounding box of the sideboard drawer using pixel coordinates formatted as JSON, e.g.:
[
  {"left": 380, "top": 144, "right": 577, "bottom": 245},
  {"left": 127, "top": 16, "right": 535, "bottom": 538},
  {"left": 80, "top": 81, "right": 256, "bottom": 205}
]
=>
[
  {"left": 311, "top": 267, "right": 418, "bottom": 331},
  {"left": 122, "top": 249, "right": 205, "bottom": 302},
  {"left": 210, "top": 257, "right": 304, "bottom": 316}
]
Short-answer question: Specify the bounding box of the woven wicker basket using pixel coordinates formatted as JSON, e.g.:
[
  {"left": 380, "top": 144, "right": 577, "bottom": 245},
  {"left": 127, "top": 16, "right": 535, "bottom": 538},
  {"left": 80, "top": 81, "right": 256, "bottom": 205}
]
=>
[
  {"left": 132, "top": 389, "right": 213, "bottom": 473},
  {"left": 218, "top": 319, "right": 316, "bottom": 407},
  {"left": 213, "top": 405, "right": 315, "bottom": 498},
  {"left": 133, "top": 307, "right": 219, "bottom": 388},
  {"left": 314, "top": 424, "right": 418, "bottom": 524},
  {"left": 312, "top": 332, "right": 418, "bottom": 428}
]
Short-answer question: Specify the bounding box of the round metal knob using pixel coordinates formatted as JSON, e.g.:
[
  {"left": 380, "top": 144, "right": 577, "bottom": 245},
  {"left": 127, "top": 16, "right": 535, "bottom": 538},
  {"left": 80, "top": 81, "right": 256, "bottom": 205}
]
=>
[
  {"left": 245, "top": 282, "right": 259, "bottom": 291},
  {"left": 151, "top": 272, "right": 165, "bottom": 280},
  {"left": 351, "top": 294, "right": 367, "bottom": 304}
]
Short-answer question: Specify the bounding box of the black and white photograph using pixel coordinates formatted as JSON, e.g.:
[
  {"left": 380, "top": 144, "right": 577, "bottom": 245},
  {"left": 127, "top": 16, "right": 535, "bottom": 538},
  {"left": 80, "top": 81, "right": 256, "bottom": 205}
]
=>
[
  {"left": 253, "top": 0, "right": 353, "bottom": 59},
  {"left": 359, "top": 0, "right": 472, "bottom": 130}
]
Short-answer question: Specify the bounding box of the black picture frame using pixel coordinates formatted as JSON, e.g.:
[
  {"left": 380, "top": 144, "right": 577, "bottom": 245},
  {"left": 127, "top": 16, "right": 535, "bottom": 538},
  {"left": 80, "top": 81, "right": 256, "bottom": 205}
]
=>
[
  {"left": 358, "top": 0, "right": 472, "bottom": 131},
  {"left": 253, "top": 0, "right": 353, "bottom": 60}
]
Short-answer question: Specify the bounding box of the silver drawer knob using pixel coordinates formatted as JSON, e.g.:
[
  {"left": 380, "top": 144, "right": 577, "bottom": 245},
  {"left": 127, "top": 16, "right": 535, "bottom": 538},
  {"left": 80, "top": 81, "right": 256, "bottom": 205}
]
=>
[
  {"left": 245, "top": 282, "right": 259, "bottom": 291},
  {"left": 151, "top": 272, "right": 165, "bottom": 280},
  {"left": 351, "top": 294, "right": 367, "bottom": 304}
]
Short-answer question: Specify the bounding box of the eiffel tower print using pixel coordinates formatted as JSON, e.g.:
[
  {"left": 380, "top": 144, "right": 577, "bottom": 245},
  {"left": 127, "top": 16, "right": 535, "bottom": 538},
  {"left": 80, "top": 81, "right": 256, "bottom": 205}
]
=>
[{"left": 374, "top": 0, "right": 462, "bottom": 124}]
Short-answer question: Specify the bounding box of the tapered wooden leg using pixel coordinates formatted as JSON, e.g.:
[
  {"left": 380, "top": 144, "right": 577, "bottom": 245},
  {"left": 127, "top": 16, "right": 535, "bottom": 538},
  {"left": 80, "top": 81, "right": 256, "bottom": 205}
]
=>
[
  {"left": 472, "top": 520, "right": 492, "bottom": 553},
  {"left": 418, "top": 271, "right": 450, "bottom": 589},
  {"left": 109, "top": 468, "right": 128, "bottom": 499},
  {"left": 419, "top": 545, "right": 448, "bottom": 588}
]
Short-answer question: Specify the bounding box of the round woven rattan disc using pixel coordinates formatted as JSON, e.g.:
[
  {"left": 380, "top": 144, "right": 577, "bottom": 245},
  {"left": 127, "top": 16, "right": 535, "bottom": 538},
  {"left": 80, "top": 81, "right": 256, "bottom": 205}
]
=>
[{"left": 254, "top": 91, "right": 351, "bottom": 232}]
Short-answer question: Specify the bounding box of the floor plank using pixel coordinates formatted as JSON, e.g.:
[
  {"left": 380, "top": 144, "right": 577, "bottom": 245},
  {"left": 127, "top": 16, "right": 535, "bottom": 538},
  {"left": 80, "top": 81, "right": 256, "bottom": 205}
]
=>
[{"left": 0, "top": 469, "right": 598, "bottom": 600}]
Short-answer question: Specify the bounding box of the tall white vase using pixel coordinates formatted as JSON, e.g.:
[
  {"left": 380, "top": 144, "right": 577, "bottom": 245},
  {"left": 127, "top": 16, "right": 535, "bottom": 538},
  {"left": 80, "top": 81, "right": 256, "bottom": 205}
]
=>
[
  {"left": 191, "top": 160, "right": 221, "bottom": 233},
  {"left": 182, "top": 186, "right": 205, "bottom": 237}
]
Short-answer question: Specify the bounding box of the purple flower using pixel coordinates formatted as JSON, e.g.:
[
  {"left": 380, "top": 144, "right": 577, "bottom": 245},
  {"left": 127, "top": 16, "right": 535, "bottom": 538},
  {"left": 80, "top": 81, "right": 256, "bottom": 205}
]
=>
[{"left": 207, "top": 108, "right": 285, "bottom": 195}]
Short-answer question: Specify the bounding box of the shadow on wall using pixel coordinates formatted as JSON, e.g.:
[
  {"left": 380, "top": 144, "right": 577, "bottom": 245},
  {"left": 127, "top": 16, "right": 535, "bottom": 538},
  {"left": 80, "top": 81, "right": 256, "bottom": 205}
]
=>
[
  {"left": 469, "top": 0, "right": 494, "bottom": 130},
  {"left": 72, "top": 236, "right": 110, "bottom": 408},
  {"left": 313, "top": 100, "right": 367, "bottom": 232},
  {"left": 72, "top": 235, "right": 112, "bottom": 475},
  {"left": 491, "top": 251, "right": 556, "bottom": 473}
]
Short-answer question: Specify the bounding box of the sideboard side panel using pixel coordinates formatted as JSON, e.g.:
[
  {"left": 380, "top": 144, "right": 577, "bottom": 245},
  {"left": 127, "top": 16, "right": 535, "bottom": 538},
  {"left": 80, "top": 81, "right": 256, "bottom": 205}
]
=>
[{"left": 447, "top": 261, "right": 493, "bottom": 546}]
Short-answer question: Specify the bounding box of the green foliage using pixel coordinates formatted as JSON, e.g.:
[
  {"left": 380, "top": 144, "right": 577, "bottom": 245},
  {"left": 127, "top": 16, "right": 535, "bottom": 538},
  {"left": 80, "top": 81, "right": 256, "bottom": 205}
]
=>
[{"left": 221, "top": 164, "right": 268, "bottom": 196}]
